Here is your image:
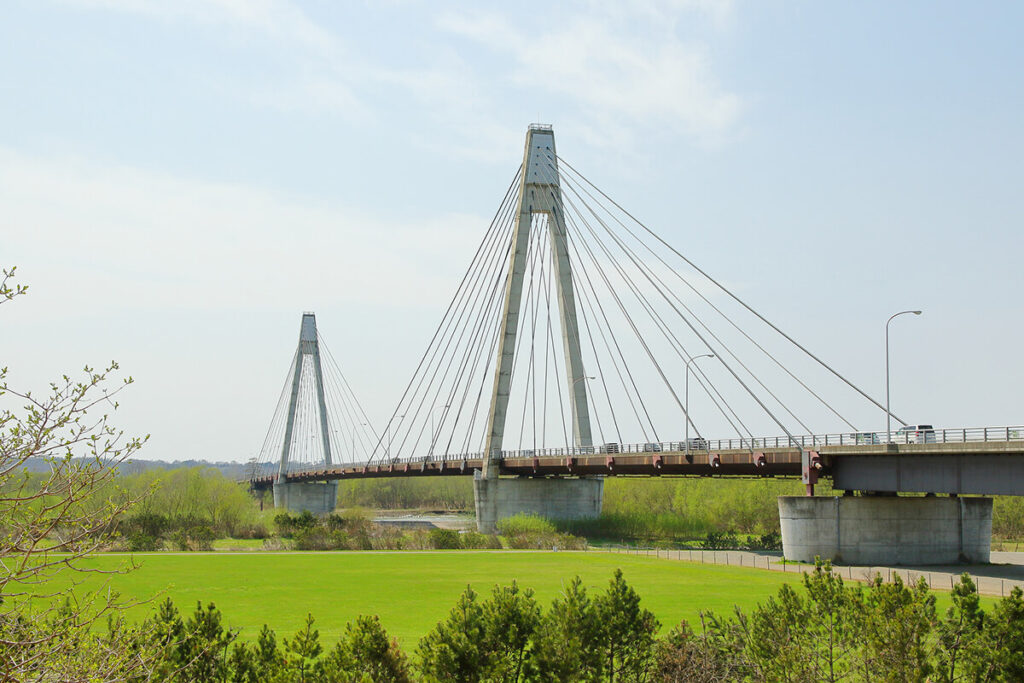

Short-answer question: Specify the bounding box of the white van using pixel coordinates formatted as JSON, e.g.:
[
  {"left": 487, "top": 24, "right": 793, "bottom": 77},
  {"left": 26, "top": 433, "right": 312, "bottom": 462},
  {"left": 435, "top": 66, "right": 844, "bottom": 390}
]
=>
[{"left": 894, "top": 425, "right": 936, "bottom": 443}]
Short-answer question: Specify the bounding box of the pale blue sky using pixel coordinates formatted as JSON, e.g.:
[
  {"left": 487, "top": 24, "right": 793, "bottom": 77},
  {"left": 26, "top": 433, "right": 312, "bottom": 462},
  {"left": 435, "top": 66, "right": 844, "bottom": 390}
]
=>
[{"left": 2, "top": 1, "right": 1022, "bottom": 462}]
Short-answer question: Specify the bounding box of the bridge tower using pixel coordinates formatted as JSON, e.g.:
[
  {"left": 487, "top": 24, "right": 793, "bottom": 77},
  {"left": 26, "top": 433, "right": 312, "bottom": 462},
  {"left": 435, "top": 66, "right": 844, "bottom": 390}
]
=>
[
  {"left": 272, "top": 312, "right": 338, "bottom": 514},
  {"left": 475, "top": 124, "right": 603, "bottom": 531}
]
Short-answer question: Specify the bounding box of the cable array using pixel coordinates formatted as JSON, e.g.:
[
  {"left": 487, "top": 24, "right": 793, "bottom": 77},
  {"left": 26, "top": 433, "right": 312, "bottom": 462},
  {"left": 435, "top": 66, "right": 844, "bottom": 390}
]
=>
[
  {"left": 369, "top": 147, "right": 893, "bottom": 464},
  {"left": 253, "top": 331, "right": 377, "bottom": 476}
]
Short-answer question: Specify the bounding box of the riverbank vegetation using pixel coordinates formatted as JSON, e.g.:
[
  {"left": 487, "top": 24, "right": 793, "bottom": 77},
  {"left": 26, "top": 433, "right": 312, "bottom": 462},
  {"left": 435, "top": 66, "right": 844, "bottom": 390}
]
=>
[{"left": 12, "top": 465, "right": 1023, "bottom": 551}]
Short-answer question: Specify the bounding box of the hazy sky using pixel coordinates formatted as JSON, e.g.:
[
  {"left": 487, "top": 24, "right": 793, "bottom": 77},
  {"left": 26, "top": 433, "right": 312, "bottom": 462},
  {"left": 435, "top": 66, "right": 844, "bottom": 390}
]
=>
[{"left": 3, "top": 0, "right": 1022, "bottom": 463}]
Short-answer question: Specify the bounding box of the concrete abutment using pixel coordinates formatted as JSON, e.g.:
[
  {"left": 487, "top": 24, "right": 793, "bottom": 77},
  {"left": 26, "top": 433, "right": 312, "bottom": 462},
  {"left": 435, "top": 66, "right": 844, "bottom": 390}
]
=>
[
  {"left": 779, "top": 495, "right": 992, "bottom": 565},
  {"left": 272, "top": 481, "right": 338, "bottom": 515},
  {"left": 473, "top": 474, "right": 603, "bottom": 533}
]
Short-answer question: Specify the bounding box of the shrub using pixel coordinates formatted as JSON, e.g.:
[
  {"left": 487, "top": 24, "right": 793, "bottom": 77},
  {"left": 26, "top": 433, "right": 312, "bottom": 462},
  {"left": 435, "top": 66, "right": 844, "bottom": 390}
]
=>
[
  {"left": 700, "top": 530, "right": 739, "bottom": 550},
  {"left": 274, "top": 510, "right": 318, "bottom": 538},
  {"left": 127, "top": 532, "right": 161, "bottom": 552},
  {"left": 460, "top": 531, "right": 502, "bottom": 549},
  {"left": 274, "top": 512, "right": 297, "bottom": 538},
  {"left": 230, "top": 520, "right": 270, "bottom": 540},
  {"left": 428, "top": 528, "right": 462, "bottom": 549},
  {"left": 123, "top": 512, "right": 170, "bottom": 538},
  {"left": 498, "top": 513, "right": 586, "bottom": 550},
  {"left": 293, "top": 528, "right": 347, "bottom": 551},
  {"left": 497, "top": 513, "right": 557, "bottom": 537},
  {"left": 171, "top": 525, "right": 215, "bottom": 551},
  {"left": 745, "top": 531, "right": 782, "bottom": 551}
]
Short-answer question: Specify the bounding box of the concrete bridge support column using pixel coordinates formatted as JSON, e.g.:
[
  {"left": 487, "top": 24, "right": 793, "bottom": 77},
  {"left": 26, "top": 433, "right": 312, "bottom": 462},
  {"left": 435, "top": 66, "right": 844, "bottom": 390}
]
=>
[
  {"left": 779, "top": 495, "right": 992, "bottom": 565},
  {"left": 273, "top": 481, "right": 338, "bottom": 515},
  {"left": 474, "top": 474, "right": 603, "bottom": 533}
]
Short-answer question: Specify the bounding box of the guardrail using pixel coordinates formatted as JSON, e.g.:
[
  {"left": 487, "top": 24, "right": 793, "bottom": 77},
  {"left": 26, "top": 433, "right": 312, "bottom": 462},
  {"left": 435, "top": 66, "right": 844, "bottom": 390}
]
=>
[{"left": 271, "top": 425, "right": 1024, "bottom": 477}]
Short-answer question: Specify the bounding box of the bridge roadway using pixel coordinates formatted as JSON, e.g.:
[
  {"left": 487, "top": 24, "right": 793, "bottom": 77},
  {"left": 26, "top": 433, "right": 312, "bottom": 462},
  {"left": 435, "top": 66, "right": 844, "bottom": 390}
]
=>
[{"left": 251, "top": 427, "right": 1024, "bottom": 497}]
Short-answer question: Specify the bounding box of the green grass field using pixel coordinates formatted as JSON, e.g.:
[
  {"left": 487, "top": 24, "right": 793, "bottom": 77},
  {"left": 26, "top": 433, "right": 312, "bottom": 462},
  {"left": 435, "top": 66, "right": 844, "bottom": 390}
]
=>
[
  {"left": 69, "top": 551, "right": 801, "bottom": 646},
  {"left": 62, "top": 551, "right": 992, "bottom": 648}
]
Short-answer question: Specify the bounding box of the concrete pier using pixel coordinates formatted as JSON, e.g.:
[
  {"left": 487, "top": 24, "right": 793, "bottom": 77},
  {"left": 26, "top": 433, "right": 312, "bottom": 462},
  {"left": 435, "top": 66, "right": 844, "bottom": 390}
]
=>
[
  {"left": 273, "top": 481, "right": 338, "bottom": 515},
  {"left": 779, "top": 495, "right": 992, "bottom": 565},
  {"left": 474, "top": 474, "right": 603, "bottom": 533}
]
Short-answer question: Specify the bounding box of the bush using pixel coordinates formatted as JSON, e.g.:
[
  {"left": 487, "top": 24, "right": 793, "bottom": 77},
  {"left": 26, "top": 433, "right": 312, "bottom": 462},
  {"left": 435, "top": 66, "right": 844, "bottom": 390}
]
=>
[
  {"left": 127, "top": 532, "right": 161, "bottom": 552},
  {"left": 230, "top": 519, "right": 270, "bottom": 540},
  {"left": 172, "top": 525, "right": 215, "bottom": 551},
  {"left": 123, "top": 512, "right": 170, "bottom": 538},
  {"left": 503, "top": 530, "right": 586, "bottom": 551},
  {"left": 745, "top": 531, "right": 782, "bottom": 551},
  {"left": 293, "top": 528, "right": 347, "bottom": 551},
  {"left": 274, "top": 510, "right": 318, "bottom": 538},
  {"left": 460, "top": 531, "right": 502, "bottom": 549},
  {"left": 497, "top": 514, "right": 587, "bottom": 550},
  {"left": 428, "top": 528, "right": 462, "bottom": 549},
  {"left": 496, "top": 513, "right": 557, "bottom": 536},
  {"left": 699, "top": 530, "right": 739, "bottom": 550}
]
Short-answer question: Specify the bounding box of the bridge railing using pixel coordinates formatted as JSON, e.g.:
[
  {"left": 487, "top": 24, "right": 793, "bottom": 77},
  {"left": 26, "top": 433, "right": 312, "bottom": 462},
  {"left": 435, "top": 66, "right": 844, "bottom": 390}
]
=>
[{"left": 275, "top": 425, "right": 1024, "bottom": 476}]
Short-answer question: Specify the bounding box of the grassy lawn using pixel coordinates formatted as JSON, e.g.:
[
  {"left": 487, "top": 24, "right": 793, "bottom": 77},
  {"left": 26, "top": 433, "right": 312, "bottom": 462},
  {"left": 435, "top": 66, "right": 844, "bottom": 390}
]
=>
[
  {"left": 61, "top": 551, "right": 996, "bottom": 649},
  {"left": 69, "top": 551, "right": 801, "bottom": 646}
]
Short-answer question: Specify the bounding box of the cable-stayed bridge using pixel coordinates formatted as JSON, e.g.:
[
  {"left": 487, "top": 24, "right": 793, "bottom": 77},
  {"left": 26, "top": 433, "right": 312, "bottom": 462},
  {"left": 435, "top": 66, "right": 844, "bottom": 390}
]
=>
[{"left": 249, "top": 125, "right": 1024, "bottom": 565}]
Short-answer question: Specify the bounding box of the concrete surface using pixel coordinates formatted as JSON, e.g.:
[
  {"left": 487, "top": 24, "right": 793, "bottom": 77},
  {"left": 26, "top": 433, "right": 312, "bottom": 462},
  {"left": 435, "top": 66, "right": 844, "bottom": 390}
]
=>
[
  {"left": 779, "top": 495, "right": 992, "bottom": 565},
  {"left": 474, "top": 474, "right": 603, "bottom": 533},
  {"left": 272, "top": 480, "right": 338, "bottom": 515}
]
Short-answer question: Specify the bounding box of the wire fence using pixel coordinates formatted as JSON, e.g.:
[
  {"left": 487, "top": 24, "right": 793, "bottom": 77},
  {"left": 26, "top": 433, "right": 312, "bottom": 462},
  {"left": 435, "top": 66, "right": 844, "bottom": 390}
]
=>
[{"left": 595, "top": 546, "right": 1024, "bottom": 598}]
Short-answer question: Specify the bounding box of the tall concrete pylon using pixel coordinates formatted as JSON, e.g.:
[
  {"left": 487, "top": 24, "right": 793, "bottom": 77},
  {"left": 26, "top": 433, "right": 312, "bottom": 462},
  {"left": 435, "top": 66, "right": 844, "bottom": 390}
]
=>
[
  {"left": 483, "top": 124, "right": 593, "bottom": 479},
  {"left": 277, "top": 312, "right": 333, "bottom": 479}
]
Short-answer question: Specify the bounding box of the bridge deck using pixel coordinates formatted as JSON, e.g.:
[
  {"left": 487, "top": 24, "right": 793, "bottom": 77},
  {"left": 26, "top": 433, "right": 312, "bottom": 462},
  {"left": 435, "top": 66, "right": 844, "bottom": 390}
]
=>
[
  {"left": 250, "top": 446, "right": 807, "bottom": 490},
  {"left": 250, "top": 439, "right": 1024, "bottom": 496}
]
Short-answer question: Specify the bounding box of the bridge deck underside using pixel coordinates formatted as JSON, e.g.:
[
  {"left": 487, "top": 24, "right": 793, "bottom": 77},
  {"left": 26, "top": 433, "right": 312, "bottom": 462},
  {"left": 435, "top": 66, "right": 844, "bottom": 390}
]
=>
[
  {"left": 250, "top": 441, "right": 1024, "bottom": 496},
  {"left": 831, "top": 453, "right": 1024, "bottom": 496},
  {"left": 250, "top": 447, "right": 806, "bottom": 490}
]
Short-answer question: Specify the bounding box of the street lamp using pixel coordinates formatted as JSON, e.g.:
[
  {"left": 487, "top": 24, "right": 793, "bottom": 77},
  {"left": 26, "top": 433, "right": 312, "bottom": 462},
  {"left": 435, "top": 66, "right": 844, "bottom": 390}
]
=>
[
  {"left": 387, "top": 414, "right": 405, "bottom": 459},
  {"left": 352, "top": 423, "right": 368, "bottom": 459},
  {"left": 886, "top": 310, "right": 922, "bottom": 442},
  {"left": 685, "top": 354, "right": 715, "bottom": 458},
  {"left": 429, "top": 404, "right": 451, "bottom": 457},
  {"left": 572, "top": 375, "right": 595, "bottom": 386}
]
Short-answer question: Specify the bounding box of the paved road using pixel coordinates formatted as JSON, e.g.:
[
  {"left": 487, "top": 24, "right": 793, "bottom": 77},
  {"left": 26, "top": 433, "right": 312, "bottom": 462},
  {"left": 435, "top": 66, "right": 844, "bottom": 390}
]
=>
[{"left": 599, "top": 547, "right": 1024, "bottom": 598}]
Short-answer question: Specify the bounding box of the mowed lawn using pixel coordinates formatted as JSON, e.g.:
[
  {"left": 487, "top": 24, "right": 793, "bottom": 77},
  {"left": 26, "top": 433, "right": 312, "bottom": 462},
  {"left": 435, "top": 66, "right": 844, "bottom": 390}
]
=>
[{"left": 69, "top": 551, "right": 799, "bottom": 646}]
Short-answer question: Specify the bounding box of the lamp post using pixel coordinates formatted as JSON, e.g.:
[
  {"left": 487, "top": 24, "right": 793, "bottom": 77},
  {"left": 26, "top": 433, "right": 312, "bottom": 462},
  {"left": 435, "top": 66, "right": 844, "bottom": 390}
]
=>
[
  {"left": 429, "top": 405, "right": 450, "bottom": 457},
  {"left": 886, "top": 310, "right": 922, "bottom": 443},
  {"left": 685, "top": 354, "right": 715, "bottom": 458},
  {"left": 387, "top": 414, "right": 405, "bottom": 459},
  {"left": 352, "top": 423, "right": 368, "bottom": 459}
]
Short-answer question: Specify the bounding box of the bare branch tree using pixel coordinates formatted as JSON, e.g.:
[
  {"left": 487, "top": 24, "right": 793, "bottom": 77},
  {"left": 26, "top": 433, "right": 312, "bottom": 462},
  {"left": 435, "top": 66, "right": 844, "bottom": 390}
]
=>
[{"left": 0, "top": 266, "right": 157, "bottom": 681}]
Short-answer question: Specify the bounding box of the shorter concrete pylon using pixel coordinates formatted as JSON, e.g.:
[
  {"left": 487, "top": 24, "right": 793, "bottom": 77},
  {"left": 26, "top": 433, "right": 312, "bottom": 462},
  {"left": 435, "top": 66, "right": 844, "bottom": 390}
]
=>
[
  {"left": 778, "top": 495, "right": 992, "bottom": 565},
  {"left": 273, "top": 480, "right": 338, "bottom": 515},
  {"left": 473, "top": 473, "right": 603, "bottom": 534},
  {"left": 273, "top": 312, "right": 338, "bottom": 515}
]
